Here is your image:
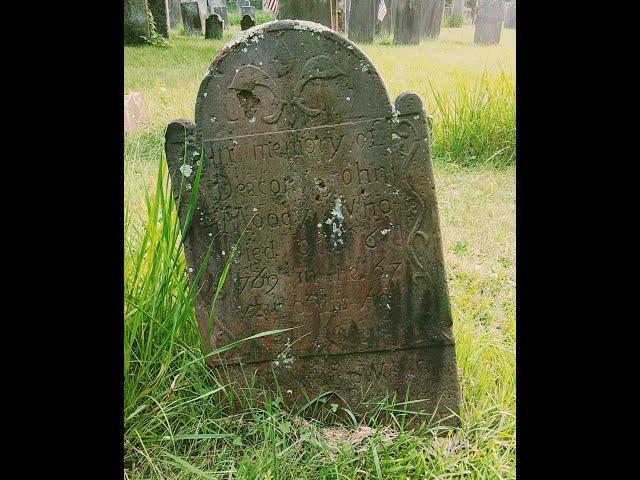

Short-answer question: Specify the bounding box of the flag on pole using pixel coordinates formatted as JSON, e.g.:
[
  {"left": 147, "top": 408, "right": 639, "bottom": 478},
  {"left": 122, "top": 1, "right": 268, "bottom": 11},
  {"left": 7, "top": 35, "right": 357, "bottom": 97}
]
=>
[
  {"left": 263, "top": 0, "right": 279, "bottom": 14},
  {"left": 377, "top": 0, "right": 387, "bottom": 22}
]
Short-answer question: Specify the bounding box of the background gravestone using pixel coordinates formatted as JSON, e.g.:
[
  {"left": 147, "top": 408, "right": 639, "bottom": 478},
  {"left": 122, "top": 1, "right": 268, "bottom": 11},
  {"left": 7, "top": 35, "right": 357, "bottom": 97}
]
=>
[
  {"left": 168, "top": 0, "right": 182, "bottom": 28},
  {"left": 164, "top": 20, "right": 461, "bottom": 424},
  {"left": 421, "top": 0, "right": 445, "bottom": 39},
  {"left": 278, "top": 0, "right": 332, "bottom": 29},
  {"left": 241, "top": 13, "right": 256, "bottom": 30},
  {"left": 474, "top": 0, "right": 503, "bottom": 44},
  {"left": 394, "top": 0, "right": 422, "bottom": 45},
  {"left": 348, "top": 0, "right": 375, "bottom": 43},
  {"left": 503, "top": 1, "right": 516, "bottom": 28},
  {"left": 148, "top": 0, "right": 170, "bottom": 37},
  {"left": 451, "top": 0, "right": 464, "bottom": 21},
  {"left": 240, "top": 0, "right": 256, "bottom": 20},
  {"left": 124, "top": 0, "right": 150, "bottom": 45},
  {"left": 181, "top": 1, "right": 203, "bottom": 35},
  {"left": 211, "top": 4, "right": 228, "bottom": 27},
  {"left": 205, "top": 13, "right": 224, "bottom": 39}
]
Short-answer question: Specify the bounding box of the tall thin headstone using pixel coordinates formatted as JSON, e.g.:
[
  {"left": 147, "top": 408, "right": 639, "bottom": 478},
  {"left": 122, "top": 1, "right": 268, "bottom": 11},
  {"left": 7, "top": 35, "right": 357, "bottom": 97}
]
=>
[
  {"left": 394, "top": 0, "right": 421, "bottom": 45},
  {"left": 124, "top": 0, "right": 150, "bottom": 45},
  {"left": 474, "top": 0, "right": 503, "bottom": 44},
  {"left": 349, "top": 0, "right": 375, "bottom": 43},
  {"left": 165, "top": 20, "right": 461, "bottom": 424},
  {"left": 168, "top": 0, "right": 182, "bottom": 28},
  {"left": 451, "top": 0, "right": 464, "bottom": 21},
  {"left": 181, "top": 1, "right": 203, "bottom": 35},
  {"left": 205, "top": 13, "right": 224, "bottom": 38},
  {"left": 421, "top": 0, "right": 445, "bottom": 39},
  {"left": 241, "top": 13, "right": 256, "bottom": 30},
  {"left": 148, "top": 0, "right": 170, "bottom": 37},
  {"left": 503, "top": 1, "right": 516, "bottom": 29},
  {"left": 279, "top": 0, "right": 332, "bottom": 29}
]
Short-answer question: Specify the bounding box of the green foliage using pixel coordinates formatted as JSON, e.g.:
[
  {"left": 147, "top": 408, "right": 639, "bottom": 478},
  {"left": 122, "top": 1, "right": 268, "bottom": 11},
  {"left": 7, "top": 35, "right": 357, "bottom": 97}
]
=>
[
  {"left": 430, "top": 69, "right": 515, "bottom": 167},
  {"left": 141, "top": 1, "right": 168, "bottom": 47},
  {"left": 446, "top": 14, "right": 464, "bottom": 28}
]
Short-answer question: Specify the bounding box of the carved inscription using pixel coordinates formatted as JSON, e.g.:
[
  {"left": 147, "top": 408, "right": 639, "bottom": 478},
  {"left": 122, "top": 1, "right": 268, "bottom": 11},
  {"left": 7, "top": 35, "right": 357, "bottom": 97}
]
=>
[{"left": 165, "top": 22, "right": 460, "bottom": 424}]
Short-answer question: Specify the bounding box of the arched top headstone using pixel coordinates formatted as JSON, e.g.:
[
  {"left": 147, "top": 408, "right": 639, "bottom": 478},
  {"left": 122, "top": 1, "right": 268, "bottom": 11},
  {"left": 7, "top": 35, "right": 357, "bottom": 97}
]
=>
[
  {"left": 165, "top": 20, "right": 460, "bottom": 424},
  {"left": 196, "top": 20, "right": 392, "bottom": 140}
]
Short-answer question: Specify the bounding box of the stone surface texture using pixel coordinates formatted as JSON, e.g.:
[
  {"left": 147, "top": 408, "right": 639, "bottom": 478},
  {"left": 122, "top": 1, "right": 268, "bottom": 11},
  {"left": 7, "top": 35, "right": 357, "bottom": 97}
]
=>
[{"left": 165, "top": 20, "right": 461, "bottom": 424}]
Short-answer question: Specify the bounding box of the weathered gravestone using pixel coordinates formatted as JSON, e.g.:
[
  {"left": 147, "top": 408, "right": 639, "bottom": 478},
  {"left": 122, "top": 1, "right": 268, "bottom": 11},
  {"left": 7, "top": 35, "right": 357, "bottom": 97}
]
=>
[
  {"left": 205, "top": 13, "right": 224, "bottom": 39},
  {"left": 241, "top": 14, "right": 256, "bottom": 30},
  {"left": 168, "top": 0, "right": 182, "bottom": 28},
  {"left": 349, "top": 0, "right": 375, "bottom": 43},
  {"left": 181, "top": 1, "right": 203, "bottom": 35},
  {"left": 279, "top": 0, "right": 333, "bottom": 29},
  {"left": 208, "top": 0, "right": 228, "bottom": 27},
  {"left": 503, "top": 1, "right": 516, "bottom": 29},
  {"left": 124, "top": 0, "right": 150, "bottom": 45},
  {"left": 240, "top": 0, "right": 256, "bottom": 20},
  {"left": 422, "top": 0, "right": 445, "bottom": 39},
  {"left": 148, "top": 0, "right": 170, "bottom": 37},
  {"left": 165, "top": 20, "right": 461, "bottom": 424},
  {"left": 474, "top": 0, "right": 503, "bottom": 44},
  {"left": 394, "top": 0, "right": 422, "bottom": 45},
  {"left": 451, "top": 0, "right": 464, "bottom": 21},
  {"left": 124, "top": 92, "right": 148, "bottom": 135}
]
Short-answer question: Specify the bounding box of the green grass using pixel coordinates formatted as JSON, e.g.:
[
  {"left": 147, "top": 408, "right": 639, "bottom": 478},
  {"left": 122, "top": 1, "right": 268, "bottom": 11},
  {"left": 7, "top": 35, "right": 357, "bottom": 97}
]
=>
[
  {"left": 125, "top": 25, "right": 515, "bottom": 167},
  {"left": 125, "top": 23, "right": 515, "bottom": 479}
]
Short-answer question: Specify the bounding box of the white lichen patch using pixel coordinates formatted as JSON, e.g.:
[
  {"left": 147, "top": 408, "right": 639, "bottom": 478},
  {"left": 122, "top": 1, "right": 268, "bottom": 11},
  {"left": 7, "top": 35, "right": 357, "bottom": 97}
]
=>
[
  {"left": 346, "top": 96, "right": 351, "bottom": 101},
  {"left": 203, "top": 92, "right": 208, "bottom": 97},
  {"left": 272, "top": 338, "right": 296, "bottom": 368},
  {"left": 241, "top": 47, "right": 247, "bottom": 53},
  {"left": 179, "top": 164, "right": 193, "bottom": 177},
  {"left": 391, "top": 133, "right": 401, "bottom": 140},
  {"left": 381, "top": 228, "right": 391, "bottom": 235},
  {"left": 188, "top": 268, "right": 193, "bottom": 273},
  {"left": 185, "top": 183, "right": 192, "bottom": 190},
  {"left": 325, "top": 197, "right": 345, "bottom": 248},
  {"left": 222, "top": 250, "right": 226, "bottom": 256}
]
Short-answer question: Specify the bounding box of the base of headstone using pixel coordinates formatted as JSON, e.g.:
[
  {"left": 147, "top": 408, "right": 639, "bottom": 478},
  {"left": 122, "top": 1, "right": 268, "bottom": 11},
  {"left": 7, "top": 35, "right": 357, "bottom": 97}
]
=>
[
  {"left": 216, "top": 345, "right": 460, "bottom": 426},
  {"left": 124, "top": 92, "right": 147, "bottom": 135}
]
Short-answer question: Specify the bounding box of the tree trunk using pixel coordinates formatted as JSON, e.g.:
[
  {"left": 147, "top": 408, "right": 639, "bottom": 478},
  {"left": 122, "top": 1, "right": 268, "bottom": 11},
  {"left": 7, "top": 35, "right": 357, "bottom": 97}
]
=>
[{"left": 349, "top": 0, "right": 376, "bottom": 43}]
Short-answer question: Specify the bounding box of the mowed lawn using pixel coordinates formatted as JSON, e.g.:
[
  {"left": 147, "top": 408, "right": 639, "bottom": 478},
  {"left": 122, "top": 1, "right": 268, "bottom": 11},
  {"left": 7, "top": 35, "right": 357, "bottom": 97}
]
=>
[{"left": 125, "top": 22, "right": 515, "bottom": 480}]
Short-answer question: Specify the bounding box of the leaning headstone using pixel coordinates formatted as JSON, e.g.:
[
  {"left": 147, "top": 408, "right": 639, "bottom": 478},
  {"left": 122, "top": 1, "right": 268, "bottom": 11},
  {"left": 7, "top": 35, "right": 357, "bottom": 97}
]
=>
[
  {"left": 421, "top": 0, "right": 445, "bottom": 38},
  {"left": 503, "top": 1, "right": 516, "bottom": 29},
  {"left": 205, "top": 13, "right": 224, "bottom": 39},
  {"left": 165, "top": 20, "right": 461, "bottom": 425},
  {"left": 380, "top": 0, "right": 394, "bottom": 36},
  {"left": 349, "top": 0, "right": 375, "bottom": 43},
  {"left": 212, "top": 5, "right": 228, "bottom": 27},
  {"left": 181, "top": 1, "right": 203, "bottom": 35},
  {"left": 394, "top": 0, "right": 421, "bottom": 45},
  {"left": 168, "top": 0, "right": 182, "bottom": 28},
  {"left": 241, "top": 14, "right": 256, "bottom": 30},
  {"left": 148, "top": 0, "right": 170, "bottom": 37},
  {"left": 124, "top": 0, "right": 150, "bottom": 45},
  {"left": 124, "top": 92, "right": 147, "bottom": 135},
  {"left": 474, "top": 0, "right": 503, "bottom": 44},
  {"left": 278, "top": 0, "right": 333, "bottom": 29}
]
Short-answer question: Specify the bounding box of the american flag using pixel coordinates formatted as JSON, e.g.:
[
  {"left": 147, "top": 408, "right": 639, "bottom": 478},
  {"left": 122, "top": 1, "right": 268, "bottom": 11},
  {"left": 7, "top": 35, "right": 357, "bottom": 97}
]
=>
[
  {"left": 263, "top": 0, "right": 279, "bottom": 14},
  {"left": 377, "top": 0, "right": 387, "bottom": 22}
]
